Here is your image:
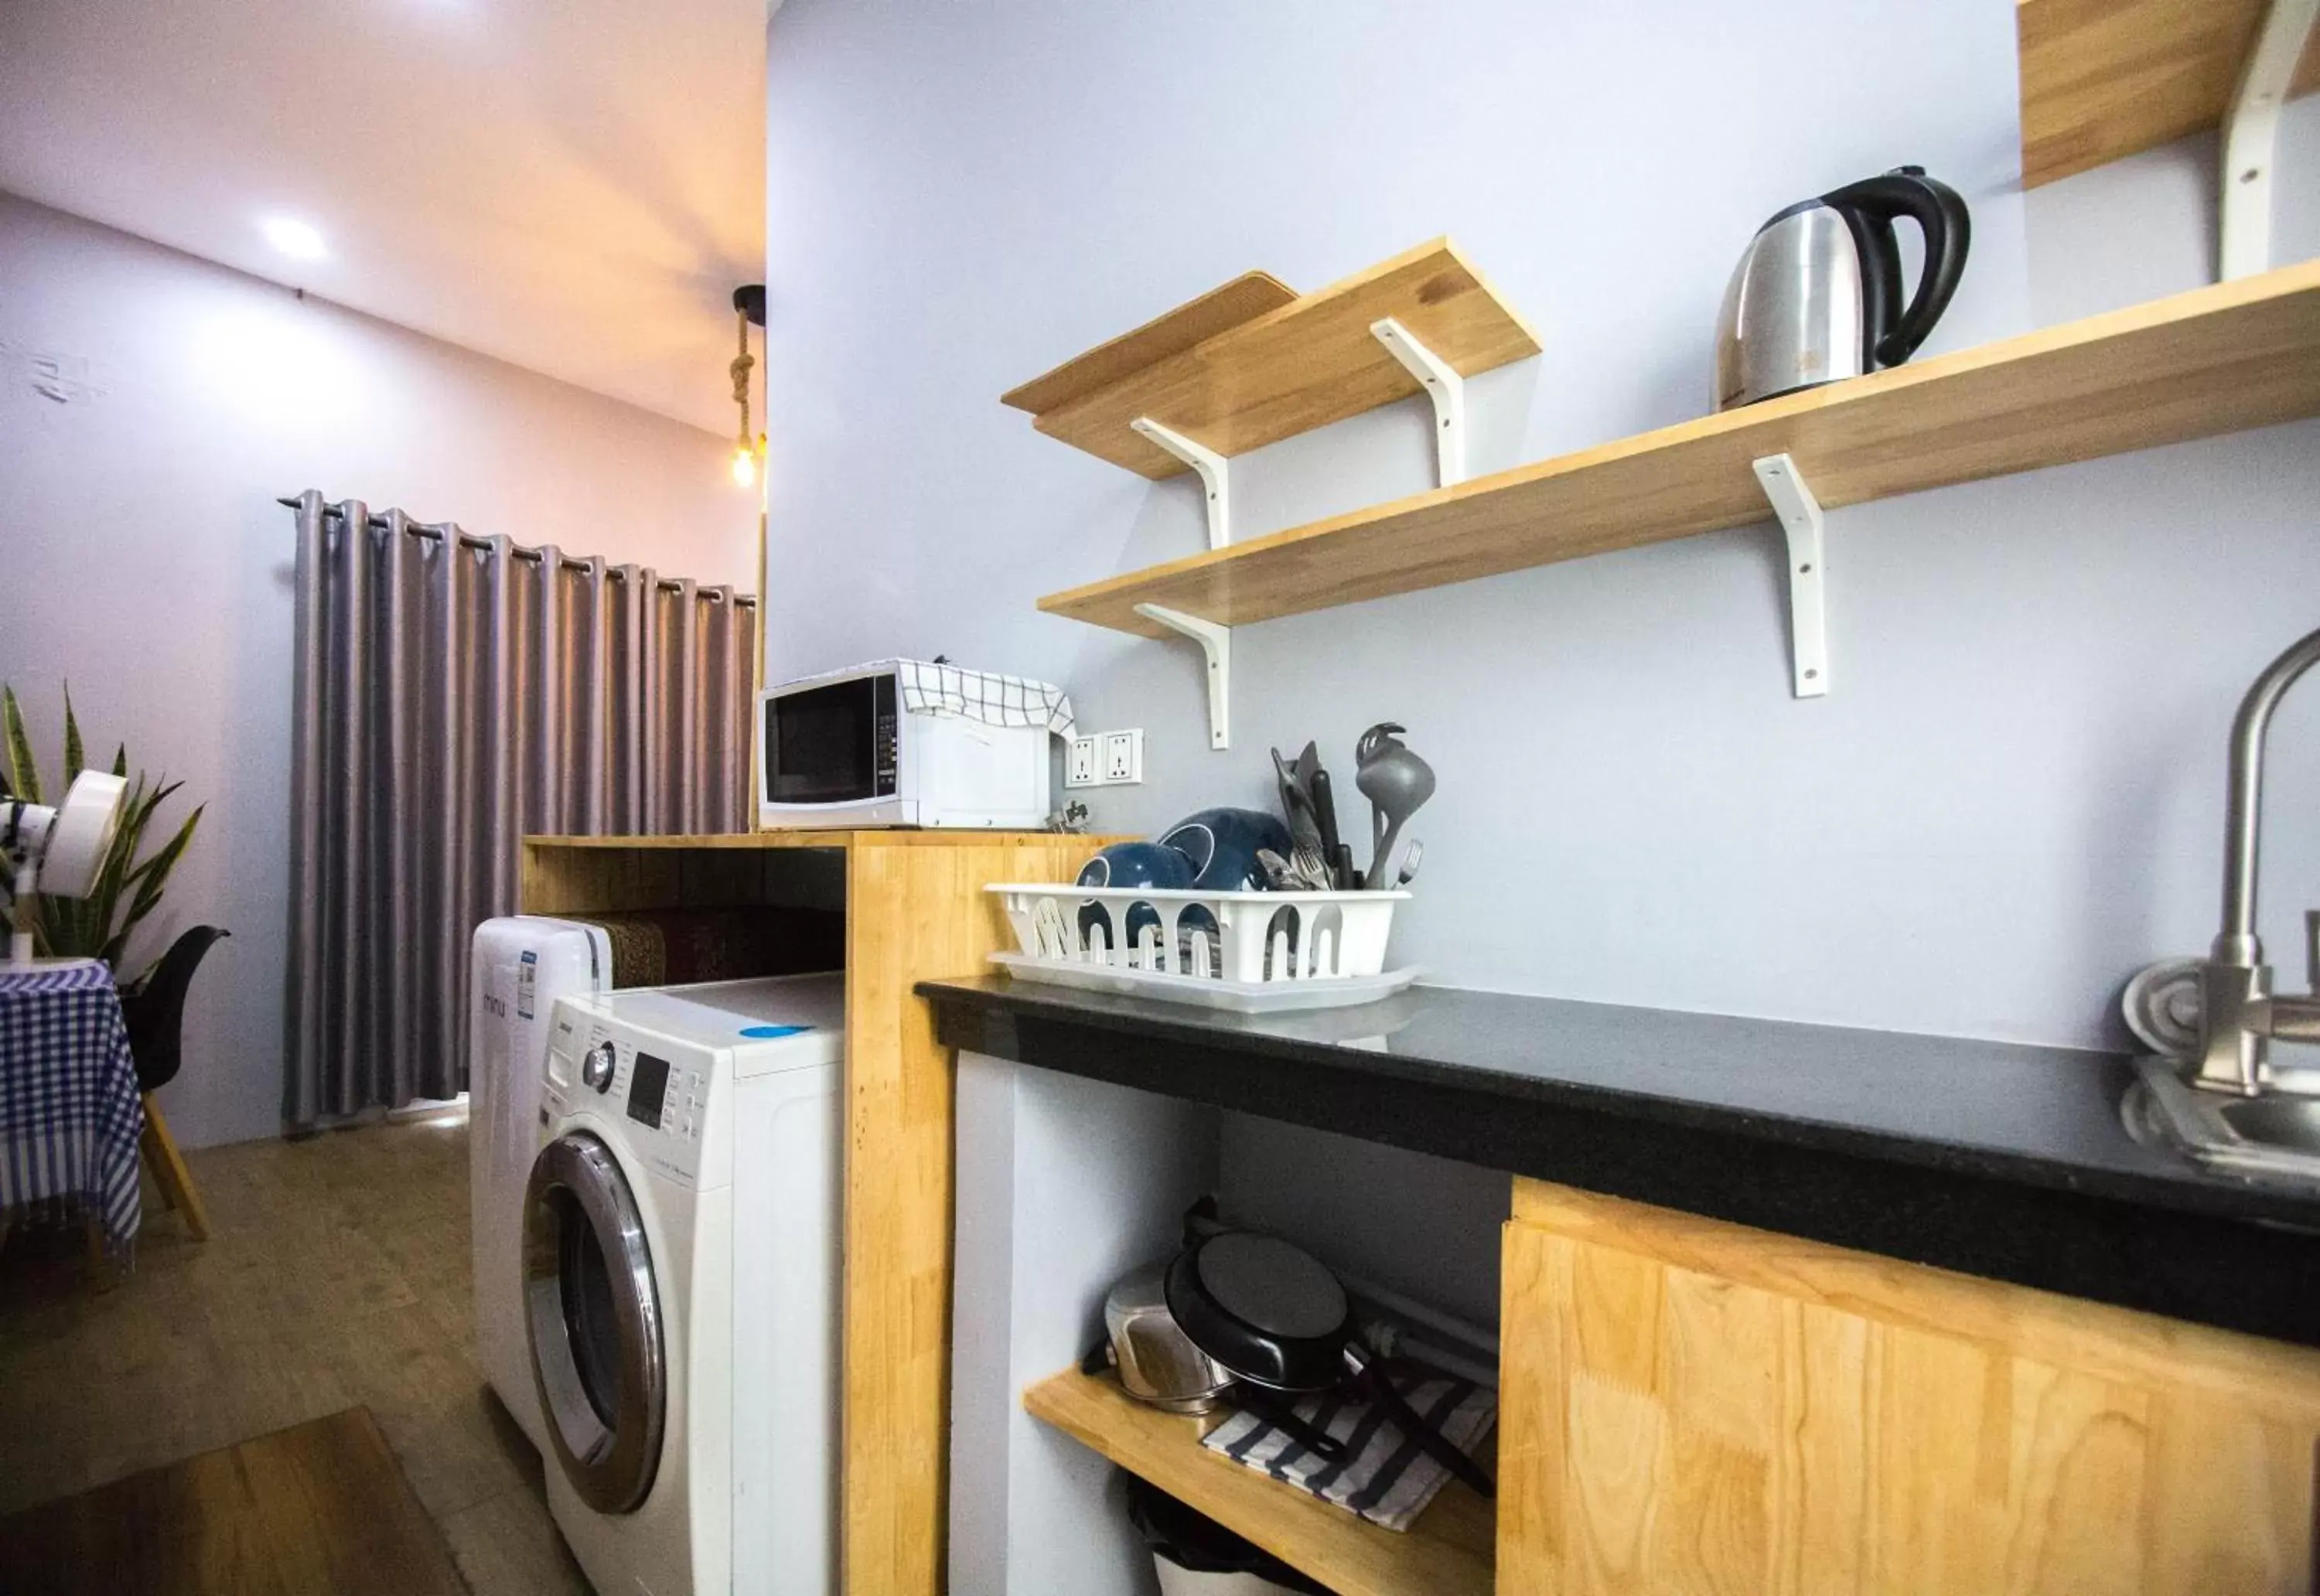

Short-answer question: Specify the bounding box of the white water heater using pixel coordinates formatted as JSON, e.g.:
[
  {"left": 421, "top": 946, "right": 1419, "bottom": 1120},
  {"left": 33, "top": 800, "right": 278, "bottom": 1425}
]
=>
[{"left": 468, "top": 915, "right": 611, "bottom": 1451}]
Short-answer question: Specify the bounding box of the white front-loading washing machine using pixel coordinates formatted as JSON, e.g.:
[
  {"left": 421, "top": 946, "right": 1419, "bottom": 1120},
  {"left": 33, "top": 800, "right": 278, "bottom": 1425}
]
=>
[{"left": 527, "top": 974, "right": 844, "bottom": 1596}]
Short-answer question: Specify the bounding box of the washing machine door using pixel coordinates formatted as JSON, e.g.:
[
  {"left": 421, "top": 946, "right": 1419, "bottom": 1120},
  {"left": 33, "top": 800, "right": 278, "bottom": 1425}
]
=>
[{"left": 523, "top": 1130, "right": 665, "bottom": 1512}]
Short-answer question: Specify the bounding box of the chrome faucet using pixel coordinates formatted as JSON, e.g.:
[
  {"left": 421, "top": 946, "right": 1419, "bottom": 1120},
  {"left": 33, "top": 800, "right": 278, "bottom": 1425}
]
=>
[{"left": 2195, "top": 624, "right": 2320, "bottom": 1093}]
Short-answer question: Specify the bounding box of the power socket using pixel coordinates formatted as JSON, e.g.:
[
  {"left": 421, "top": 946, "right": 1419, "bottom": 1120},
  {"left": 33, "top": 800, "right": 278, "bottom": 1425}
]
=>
[
  {"left": 1102, "top": 728, "right": 1144, "bottom": 785},
  {"left": 1066, "top": 728, "right": 1147, "bottom": 787}
]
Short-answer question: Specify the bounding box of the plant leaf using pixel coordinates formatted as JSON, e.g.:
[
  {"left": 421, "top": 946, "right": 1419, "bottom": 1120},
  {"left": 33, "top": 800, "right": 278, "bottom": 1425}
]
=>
[
  {"left": 62, "top": 684, "right": 84, "bottom": 781},
  {"left": 2, "top": 687, "right": 39, "bottom": 804},
  {"left": 118, "top": 804, "right": 202, "bottom": 946},
  {"left": 9, "top": 701, "right": 203, "bottom": 968},
  {"left": 118, "top": 782, "right": 185, "bottom": 892}
]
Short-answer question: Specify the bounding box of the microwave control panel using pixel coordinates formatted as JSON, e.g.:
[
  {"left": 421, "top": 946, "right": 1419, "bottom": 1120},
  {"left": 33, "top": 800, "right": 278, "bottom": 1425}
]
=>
[{"left": 874, "top": 670, "right": 897, "bottom": 796}]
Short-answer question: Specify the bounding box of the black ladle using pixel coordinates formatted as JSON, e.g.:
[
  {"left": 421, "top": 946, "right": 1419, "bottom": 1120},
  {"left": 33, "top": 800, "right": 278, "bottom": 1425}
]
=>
[{"left": 1163, "top": 1230, "right": 1495, "bottom": 1498}]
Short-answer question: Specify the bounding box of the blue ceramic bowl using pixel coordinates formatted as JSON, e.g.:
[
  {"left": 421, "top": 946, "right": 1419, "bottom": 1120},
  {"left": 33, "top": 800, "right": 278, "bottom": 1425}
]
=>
[
  {"left": 1076, "top": 841, "right": 1196, "bottom": 949},
  {"left": 1155, "top": 807, "right": 1293, "bottom": 948},
  {"left": 1155, "top": 807, "right": 1291, "bottom": 893}
]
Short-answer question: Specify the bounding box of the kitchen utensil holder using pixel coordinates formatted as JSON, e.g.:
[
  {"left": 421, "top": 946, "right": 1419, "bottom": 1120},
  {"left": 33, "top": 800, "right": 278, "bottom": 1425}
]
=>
[{"left": 986, "top": 883, "right": 1414, "bottom": 1011}]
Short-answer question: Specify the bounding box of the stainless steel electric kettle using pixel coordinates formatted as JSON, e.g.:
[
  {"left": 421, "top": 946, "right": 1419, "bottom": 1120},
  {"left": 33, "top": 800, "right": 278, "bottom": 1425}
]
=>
[{"left": 1713, "top": 165, "right": 1969, "bottom": 411}]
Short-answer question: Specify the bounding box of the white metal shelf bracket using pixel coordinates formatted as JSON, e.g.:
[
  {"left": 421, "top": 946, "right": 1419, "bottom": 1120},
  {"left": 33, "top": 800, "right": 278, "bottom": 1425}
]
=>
[
  {"left": 2221, "top": 0, "right": 2319, "bottom": 281},
  {"left": 1133, "top": 602, "right": 1232, "bottom": 749},
  {"left": 1370, "top": 316, "right": 1468, "bottom": 486},
  {"left": 1131, "top": 417, "right": 1232, "bottom": 550},
  {"left": 1753, "top": 453, "right": 1829, "bottom": 699}
]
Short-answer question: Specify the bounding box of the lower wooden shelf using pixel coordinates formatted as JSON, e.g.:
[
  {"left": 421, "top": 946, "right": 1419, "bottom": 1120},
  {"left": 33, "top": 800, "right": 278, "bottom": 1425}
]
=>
[{"left": 1022, "top": 1366, "right": 1495, "bottom": 1596}]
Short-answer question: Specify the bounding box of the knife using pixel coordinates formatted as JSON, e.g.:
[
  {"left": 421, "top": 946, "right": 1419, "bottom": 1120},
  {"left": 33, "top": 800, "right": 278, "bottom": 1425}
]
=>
[{"left": 1310, "top": 766, "right": 1344, "bottom": 887}]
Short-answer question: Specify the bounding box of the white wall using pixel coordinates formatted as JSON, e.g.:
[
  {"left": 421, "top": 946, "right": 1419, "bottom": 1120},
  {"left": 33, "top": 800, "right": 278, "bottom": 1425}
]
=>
[
  {"left": 950, "top": 1054, "right": 1218, "bottom": 1596},
  {"left": 0, "top": 192, "right": 759, "bottom": 1148},
  {"left": 2025, "top": 95, "right": 2320, "bottom": 324},
  {"left": 769, "top": 3, "right": 2320, "bottom": 1333}
]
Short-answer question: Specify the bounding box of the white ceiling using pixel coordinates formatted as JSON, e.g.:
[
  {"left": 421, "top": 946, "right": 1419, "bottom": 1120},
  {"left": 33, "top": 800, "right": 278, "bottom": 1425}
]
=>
[{"left": 0, "top": 0, "right": 767, "bottom": 433}]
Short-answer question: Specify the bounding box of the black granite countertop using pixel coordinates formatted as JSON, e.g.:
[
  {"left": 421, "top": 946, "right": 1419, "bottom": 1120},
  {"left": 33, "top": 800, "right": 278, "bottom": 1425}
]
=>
[{"left": 919, "top": 976, "right": 2320, "bottom": 1347}]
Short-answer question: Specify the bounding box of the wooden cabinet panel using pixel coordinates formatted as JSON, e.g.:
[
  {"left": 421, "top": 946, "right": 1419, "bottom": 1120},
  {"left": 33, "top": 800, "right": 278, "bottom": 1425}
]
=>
[
  {"left": 1500, "top": 1179, "right": 2320, "bottom": 1595},
  {"left": 840, "top": 833, "right": 1111, "bottom": 1596}
]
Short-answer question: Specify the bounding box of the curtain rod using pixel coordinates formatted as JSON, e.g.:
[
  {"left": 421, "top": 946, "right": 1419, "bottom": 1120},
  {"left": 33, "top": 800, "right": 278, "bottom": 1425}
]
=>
[{"left": 277, "top": 496, "right": 757, "bottom": 605}]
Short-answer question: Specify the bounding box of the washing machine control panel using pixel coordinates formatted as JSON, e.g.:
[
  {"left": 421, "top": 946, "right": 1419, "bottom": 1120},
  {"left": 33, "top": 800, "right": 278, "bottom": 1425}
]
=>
[{"left": 568, "top": 1020, "right": 712, "bottom": 1185}]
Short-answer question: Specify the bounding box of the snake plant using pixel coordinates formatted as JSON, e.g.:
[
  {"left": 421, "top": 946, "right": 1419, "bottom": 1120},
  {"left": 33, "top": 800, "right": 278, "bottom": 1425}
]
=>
[{"left": 2, "top": 685, "right": 203, "bottom": 981}]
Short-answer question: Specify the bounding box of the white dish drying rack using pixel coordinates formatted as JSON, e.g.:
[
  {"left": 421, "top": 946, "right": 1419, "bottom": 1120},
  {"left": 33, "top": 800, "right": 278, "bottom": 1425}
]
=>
[{"left": 986, "top": 883, "right": 1418, "bottom": 1012}]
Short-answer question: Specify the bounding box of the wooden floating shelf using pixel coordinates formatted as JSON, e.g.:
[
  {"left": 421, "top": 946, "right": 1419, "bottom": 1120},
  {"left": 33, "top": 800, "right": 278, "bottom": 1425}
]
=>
[
  {"left": 2019, "top": 0, "right": 2320, "bottom": 187},
  {"left": 1022, "top": 1366, "right": 1494, "bottom": 1596},
  {"left": 1004, "top": 239, "right": 1541, "bottom": 480},
  {"left": 1041, "top": 258, "right": 2320, "bottom": 639},
  {"left": 1002, "top": 270, "right": 1299, "bottom": 418}
]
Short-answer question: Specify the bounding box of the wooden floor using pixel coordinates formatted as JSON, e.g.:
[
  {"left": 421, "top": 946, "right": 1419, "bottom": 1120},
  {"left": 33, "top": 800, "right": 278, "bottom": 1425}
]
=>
[
  {"left": 0, "top": 1406, "right": 466, "bottom": 1596},
  {"left": 0, "top": 1117, "right": 590, "bottom": 1596}
]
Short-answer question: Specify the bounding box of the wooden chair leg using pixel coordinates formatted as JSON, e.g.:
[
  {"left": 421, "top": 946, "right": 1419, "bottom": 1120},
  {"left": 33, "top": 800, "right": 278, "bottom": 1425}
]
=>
[
  {"left": 141, "top": 1130, "right": 175, "bottom": 1212},
  {"left": 139, "top": 1093, "right": 210, "bottom": 1242}
]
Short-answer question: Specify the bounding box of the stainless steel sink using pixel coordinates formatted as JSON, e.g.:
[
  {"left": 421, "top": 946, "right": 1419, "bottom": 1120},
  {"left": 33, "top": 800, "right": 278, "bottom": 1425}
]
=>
[
  {"left": 2117, "top": 624, "right": 2320, "bottom": 1189},
  {"left": 2216, "top": 1093, "right": 2320, "bottom": 1149},
  {"left": 2131, "top": 1055, "right": 2320, "bottom": 1184}
]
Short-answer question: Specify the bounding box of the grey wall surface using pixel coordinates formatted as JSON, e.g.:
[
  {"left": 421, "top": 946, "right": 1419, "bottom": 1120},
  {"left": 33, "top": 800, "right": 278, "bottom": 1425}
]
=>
[
  {"left": 2026, "top": 96, "right": 2320, "bottom": 323},
  {"left": 0, "top": 194, "right": 759, "bottom": 1148},
  {"left": 766, "top": 5, "right": 2320, "bottom": 1318}
]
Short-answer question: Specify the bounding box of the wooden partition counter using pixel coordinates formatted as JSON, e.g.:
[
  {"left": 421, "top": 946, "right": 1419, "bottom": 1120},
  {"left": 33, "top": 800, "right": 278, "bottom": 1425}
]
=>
[{"left": 920, "top": 975, "right": 2320, "bottom": 1349}]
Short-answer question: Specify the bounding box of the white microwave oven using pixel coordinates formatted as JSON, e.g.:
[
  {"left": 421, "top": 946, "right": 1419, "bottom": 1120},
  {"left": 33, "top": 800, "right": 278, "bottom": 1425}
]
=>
[{"left": 754, "top": 662, "right": 1053, "bottom": 830}]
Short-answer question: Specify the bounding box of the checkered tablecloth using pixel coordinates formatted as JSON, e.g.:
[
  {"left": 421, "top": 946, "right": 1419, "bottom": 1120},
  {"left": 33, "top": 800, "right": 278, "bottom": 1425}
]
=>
[
  {"left": 896, "top": 660, "right": 1075, "bottom": 737},
  {"left": 0, "top": 960, "right": 144, "bottom": 1252}
]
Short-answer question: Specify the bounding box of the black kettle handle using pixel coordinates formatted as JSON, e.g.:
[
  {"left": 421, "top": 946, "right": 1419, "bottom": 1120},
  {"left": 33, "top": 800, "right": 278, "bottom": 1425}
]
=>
[{"left": 1824, "top": 167, "right": 1970, "bottom": 369}]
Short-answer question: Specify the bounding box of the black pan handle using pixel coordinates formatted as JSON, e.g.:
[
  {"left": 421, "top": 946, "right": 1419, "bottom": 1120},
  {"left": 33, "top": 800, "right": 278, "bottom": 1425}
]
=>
[
  {"left": 1233, "top": 1383, "right": 1349, "bottom": 1463},
  {"left": 1343, "top": 1345, "right": 1496, "bottom": 1498},
  {"left": 1824, "top": 166, "right": 1970, "bottom": 369}
]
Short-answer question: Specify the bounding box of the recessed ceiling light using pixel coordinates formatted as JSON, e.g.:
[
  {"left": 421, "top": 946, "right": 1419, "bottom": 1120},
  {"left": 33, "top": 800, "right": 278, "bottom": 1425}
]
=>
[{"left": 259, "top": 217, "right": 328, "bottom": 261}]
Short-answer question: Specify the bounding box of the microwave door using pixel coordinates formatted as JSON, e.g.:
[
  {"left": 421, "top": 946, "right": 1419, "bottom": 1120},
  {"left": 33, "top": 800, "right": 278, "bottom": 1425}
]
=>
[{"left": 766, "top": 674, "right": 896, "bottom": 806}]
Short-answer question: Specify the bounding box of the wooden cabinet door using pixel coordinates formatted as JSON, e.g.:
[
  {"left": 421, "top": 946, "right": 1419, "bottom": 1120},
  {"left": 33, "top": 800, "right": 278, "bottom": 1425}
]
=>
[{"left": 1497, "top": 1178, "right": 2320, "bottom": 1596}]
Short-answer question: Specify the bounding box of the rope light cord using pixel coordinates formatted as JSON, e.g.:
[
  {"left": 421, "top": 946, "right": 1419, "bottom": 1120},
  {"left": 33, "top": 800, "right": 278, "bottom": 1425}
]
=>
[
  {"left": 731, "top": 309, "right": 756, "bottom": 438},
  {"left": 729, "top": 307, "right": 763, "bottom": 488}
]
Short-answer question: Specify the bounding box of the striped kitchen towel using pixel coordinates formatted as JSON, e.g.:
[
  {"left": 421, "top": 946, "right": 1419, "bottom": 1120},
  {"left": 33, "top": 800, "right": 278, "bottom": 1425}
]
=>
[{"left": 1199, "top": 1369, "right": 1496, "bottom": 1532}]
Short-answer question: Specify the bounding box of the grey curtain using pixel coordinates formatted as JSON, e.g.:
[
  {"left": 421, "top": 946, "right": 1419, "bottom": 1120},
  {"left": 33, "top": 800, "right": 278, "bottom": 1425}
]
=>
[{"left": 281, "top": 492, "right": 757, "bottom": 1127}]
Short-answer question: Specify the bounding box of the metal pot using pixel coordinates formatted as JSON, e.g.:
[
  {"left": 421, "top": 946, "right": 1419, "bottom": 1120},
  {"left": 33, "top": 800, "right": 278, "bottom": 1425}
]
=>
[{"left": 1101, "top": 1258, "right": 1236, "bottom": 1414}]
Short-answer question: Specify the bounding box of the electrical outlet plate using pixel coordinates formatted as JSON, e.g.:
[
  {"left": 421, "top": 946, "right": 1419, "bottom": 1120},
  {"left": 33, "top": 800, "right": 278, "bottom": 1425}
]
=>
[
  {"left": 1102, "top": 728, "right": 1144, "bottom": 784},
  {"left": 1066, "top": 736, "right": 1099, "bottom": 789}
]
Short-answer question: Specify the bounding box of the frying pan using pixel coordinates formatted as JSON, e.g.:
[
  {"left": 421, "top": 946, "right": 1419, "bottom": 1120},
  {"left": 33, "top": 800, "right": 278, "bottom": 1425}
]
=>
[{"left": 1163, "top": 1230, "right": 1495, "bottom": 1498}]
